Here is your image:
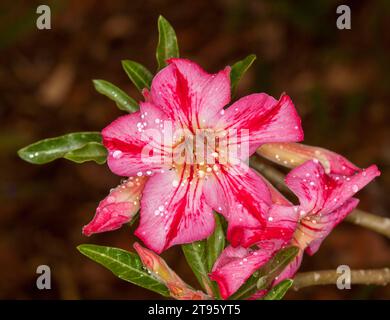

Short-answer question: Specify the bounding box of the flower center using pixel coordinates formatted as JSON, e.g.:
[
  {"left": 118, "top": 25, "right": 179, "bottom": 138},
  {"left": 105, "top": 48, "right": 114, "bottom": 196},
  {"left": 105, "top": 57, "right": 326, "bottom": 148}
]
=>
[{"left": 171, "top": 129, "right": 226, "bottom": 180}]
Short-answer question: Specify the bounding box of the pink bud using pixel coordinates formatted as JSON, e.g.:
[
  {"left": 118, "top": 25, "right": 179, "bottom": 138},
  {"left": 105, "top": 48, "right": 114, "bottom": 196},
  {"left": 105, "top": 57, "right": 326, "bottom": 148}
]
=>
[{"left": 257, "top": 143, "right": 360, "bottom": 175}]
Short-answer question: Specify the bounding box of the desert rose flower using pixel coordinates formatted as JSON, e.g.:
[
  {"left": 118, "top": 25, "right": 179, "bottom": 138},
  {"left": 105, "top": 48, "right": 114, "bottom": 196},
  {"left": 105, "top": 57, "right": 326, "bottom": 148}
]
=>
[
  {"left": 276, "top": 160, "right": 381, "bottom": 281},
  {"left": 91, "top": 58, "right": 303, "bottom": 253},
  {"left": 209, "top": 189, "right": 299, "bottom": 299},
  {"left": 210, "top": 159, "right": 380, "bottom": 299}
]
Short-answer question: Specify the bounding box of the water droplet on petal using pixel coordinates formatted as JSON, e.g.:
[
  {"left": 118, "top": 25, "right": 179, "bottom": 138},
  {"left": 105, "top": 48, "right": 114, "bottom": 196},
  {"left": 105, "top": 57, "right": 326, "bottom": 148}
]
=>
[
  {"left": 107, "top": 196, "right": 115, "bottom": 203},
  {"left": 172, "top": 180, "right": 179, "bottom": 187},
  {"left": 113, "top": 150, "right": 123, "bottom": 159}
]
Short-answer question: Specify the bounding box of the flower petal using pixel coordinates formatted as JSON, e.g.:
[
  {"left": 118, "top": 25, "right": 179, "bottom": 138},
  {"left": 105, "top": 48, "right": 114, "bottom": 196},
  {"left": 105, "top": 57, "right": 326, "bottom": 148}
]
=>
[
  {"left": 135, "top": 167, "right": 215, "bottom": 253},
  {"left": 304, "top": 198, "right": 360, "bottom": 255},
  {"left": 82, "top": 177, "right": 146, "bottom": 236},
  {"left": 102, "top": 104, "right": 173, "bottom": 177},
  {"left": 150, "top": 58, "right": 231, "bottom": 130},
  {"left": 203, "top": 162, "right": 272, "bottom": 247},
  {"left": 218, "top": 93, "right": 303, "bottom": 156},
  {"left": 249, "top": 204, "right": 299, "bottom": 246},
  {"left": 209, "top": 242, "right": 279, "bottom": 299},
  {"left": 285, "top": 160, "right": 380, "bottom": 215}
]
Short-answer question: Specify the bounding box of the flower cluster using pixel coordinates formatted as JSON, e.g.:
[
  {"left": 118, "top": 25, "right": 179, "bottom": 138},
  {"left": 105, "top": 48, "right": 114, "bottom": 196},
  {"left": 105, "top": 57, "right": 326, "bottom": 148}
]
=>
[{"left": 83, "top": 59, "right": 380, "bottom": 299}]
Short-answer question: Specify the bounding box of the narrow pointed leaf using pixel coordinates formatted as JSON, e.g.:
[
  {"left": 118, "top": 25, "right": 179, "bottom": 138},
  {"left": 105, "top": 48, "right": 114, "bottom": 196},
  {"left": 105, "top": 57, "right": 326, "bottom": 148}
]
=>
[
  {"left": 93, "top": 79, "right": 139, "bottom": 112},
  {"left": 262, "top": 279, "right": 293, "bottom": 300},
  {"left": 230, "top": 54, "right": 256, "bottom": 96},
  {"left": 18, "top": 132, "right": 102, "bottom": 164},
  {"left": 182, "top": 240, "right": 212, "bottom": 295},
  {"left": 156, "top": 15, "right": 179, "bottom": 70},
  {"left": 256, "top": 246, "right": 299, "bottom": 290},
  {"left": 182, "top": 214, "right": 225, "bottom": 298},
  {"left": 64, "top": 142, "right": 107, "bottom": 164},
  {"left": 229, "top": 246, "right": 298, "bottom": 300},
  {"left": 206, "top": 214, "right": 225, "bottom": 271},
  {"left": 77, "top": 244, "right": 170, "bottom": 297},
  {"left": 122, "top": 60, "right": 153, "bottom": 92}
]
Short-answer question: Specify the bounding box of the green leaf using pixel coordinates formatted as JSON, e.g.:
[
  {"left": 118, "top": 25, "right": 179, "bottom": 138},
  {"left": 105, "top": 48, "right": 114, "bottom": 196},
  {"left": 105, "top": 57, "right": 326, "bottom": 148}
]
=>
[
  {"left": 122, "top": 60, "right": 153, "bottom": 92},
  {"left": 93, "top": 79, "right": 139, "bottom": 112},
  {"left": 262, "top": 279, "right": 293, "bottom": 300},
  {"left": 64, "top": 142, "right": 107, "bottom": 164},
  {"left": 182, "top": 241, "right": 210, "bottom": 293},
  {"left": 229, "top": 246, "right": 298, "bottom": 300},
  {"left": 230, "top": 54, "right": 256, "bottom": 96},
  {"left": 156, "top": 15, "right": 179, "bottom": 70},
  {"left": 256, "top": 246, "right": 299, "bottom": 290},
  {"left": 206, "top": 214, "right": 225, "bottom": 272},
  {"left": 77, "top": 244, "right": 170, "bottom": 297},
  {"left": 18, "top": 132, "right": 102, "bottom": 164},
  {"left": 182, "top": 214, "right": 225, "bottom": 298}
]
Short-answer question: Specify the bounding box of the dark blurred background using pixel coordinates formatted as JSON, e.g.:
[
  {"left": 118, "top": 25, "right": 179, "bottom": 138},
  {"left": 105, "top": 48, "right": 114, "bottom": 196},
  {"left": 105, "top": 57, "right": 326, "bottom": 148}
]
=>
[{"left": 0, "top": 0, "right": 389, "bottom": 299}]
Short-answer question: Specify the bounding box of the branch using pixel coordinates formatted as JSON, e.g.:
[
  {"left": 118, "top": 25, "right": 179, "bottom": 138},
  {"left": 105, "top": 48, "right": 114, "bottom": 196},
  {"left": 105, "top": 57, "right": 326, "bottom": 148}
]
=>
[
  {"left": 345, "top": 209, "right": 390, "bottom": 238},
  {"left": 249, "top": 155, "right": 390, "bottom": 239},
  {"left": 293, "top": 268, "right": 390, "bottom": 290}
]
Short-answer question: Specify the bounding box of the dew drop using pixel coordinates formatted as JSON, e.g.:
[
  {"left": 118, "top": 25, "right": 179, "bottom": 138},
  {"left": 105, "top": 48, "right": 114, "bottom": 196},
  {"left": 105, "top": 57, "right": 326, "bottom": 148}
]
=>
[
  {"left": 113, "top": 150, "right": 123, "bottom": 159},
  {"left": 172, "top": 180, "right": 179, "bottom": 187},
  {"left": 107, "top": 196, "right": 115, "bottom": 203}
]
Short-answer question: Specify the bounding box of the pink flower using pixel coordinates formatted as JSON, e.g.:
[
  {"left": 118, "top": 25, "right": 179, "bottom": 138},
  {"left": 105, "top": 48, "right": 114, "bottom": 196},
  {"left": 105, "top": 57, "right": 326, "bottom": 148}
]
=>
[
  {"left": 209, "top": 159, "right": 380, "bottom": 299},
  {"left": 277, "top": 160, "right": 380, "bottom": 281},
  {"left": 210, "top": 194, "right": 299, "bottom": 299},
  {"left": 83, "top": 177, "right": 146, "bottom": 236},
  {"left": 97, "top": 58, "right": 303, "bottom": 253}
]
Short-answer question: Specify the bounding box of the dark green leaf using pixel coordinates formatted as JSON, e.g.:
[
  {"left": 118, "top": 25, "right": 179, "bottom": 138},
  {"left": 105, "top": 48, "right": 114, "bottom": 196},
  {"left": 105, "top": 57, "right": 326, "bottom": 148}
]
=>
[
  {"left": 229, "top": 246, "right": 298, "bottom": 300},
  {"left": 182, "top": 214, "right": 225, "bottom": 298},
  {"left": 18, "top": 132, "right": 102, "bottom": 164},
  {"left": 262, "top": 279, "right": 293, "bottom": 300},
  {"left": 230, "top": 54, "right": 256, "bottom": 96},
  {"left": 182, "top": 241, "right": 211, "bottom": 294},
  {"left": 64, "top": 142, "right": 107, "bottom": 164},
  {"left": 156, "top": 15, "right": 179, "bottom": 70},
  {"left": 77, "top": 244, "right": 170, "bottom": 297},
  {"left": 122, "top": 60, "right": 153, "bottom": 92},
  {"left": 206, "top": 214, "right": 225, "bottom": 272},
  {"left": 256, "top": 246, "right": 299, "bottom": 290},
  {"left": 92, "top": 79, "right": 139, "bottom": 112}
]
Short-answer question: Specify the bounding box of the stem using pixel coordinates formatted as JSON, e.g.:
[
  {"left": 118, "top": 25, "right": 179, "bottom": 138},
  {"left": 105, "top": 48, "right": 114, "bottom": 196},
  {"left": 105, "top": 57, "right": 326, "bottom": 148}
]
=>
[
  {"left": 345, "top": 209, "right": 390, "bottom": 238},
  {"left": 293, "top": 268, "right": 390, "bottom": 290},
  {"left": 249, "top": 155, "right": 390, "bottom": 239}
]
